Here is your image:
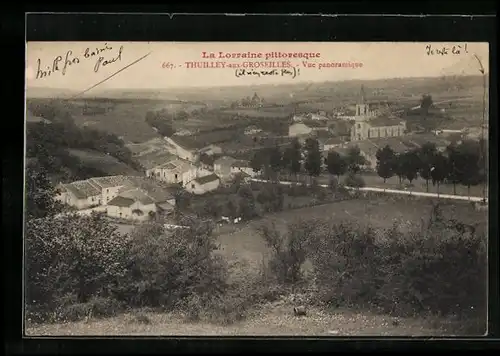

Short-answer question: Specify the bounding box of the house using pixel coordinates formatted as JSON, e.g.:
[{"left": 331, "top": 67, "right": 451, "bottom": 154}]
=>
[
  {"left": 198, "top": 144, "right": 222, "bottom": 156},
  {"left": 185, "top": 174, "right": 221, "bottom": 195},
  {"left": 88, "top": 175, "right": 134, "bottom": 205},
  {"left": 147, "top": 158, "right": 212, "bottom": 187},
  {"left": 106, "top": 188, "right": 157, "bottom": 222},
  {"left": 138, "top": 151, "right": 177, "bottom": 177},
  {"left": 230, "top": 160, "right": 257, "bottom": 177},
  {"left": 344, "top": 141, "right": 379, "bottom": 171},
  {"left": 214, "top": 156, "right": 238, "bottom": 181},
  {"left": 323, "top": 137, "right": 345, "bottom": 151},
  {"left": 164, "top": 136, "right": 199, "bottom": 162},
  {"left": 289, "top": 121, "right": 329, "bottom": 137},
  {"left": 56, "top": 179, "right": 102, "bottom": 210}
]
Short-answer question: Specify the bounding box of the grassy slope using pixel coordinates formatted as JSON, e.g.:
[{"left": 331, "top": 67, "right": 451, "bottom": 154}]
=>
[{"left": 67, "top": 149, "right": 142, "bottom": 176}]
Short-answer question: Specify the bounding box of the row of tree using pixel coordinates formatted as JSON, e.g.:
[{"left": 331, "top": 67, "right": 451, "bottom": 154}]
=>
[
  {"left": 374, "top": 140, "right": 486, "bottom": 195},
  {"left": 249, "top": 135, "right": 486, "bottom": 196},
  {"left": 249, "top": 137, "right": 368, "bottom": 183}
]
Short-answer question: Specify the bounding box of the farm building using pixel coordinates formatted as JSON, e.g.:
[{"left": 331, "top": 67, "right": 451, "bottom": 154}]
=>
[
  {"left": 56, "top": 179, "right": 102, "bottom": 210},
  {"left": 147, "top": 158, "right": 212, "bottom": 187},
  {"left": 106, "top": 188, "right": 157, "bottom": 222},
  {"left": 139, "top": 151, "right": 177, "bottom": 176},
  {"left": 230, "top": 160, "right": 257, "bottom": 177},
  {"left": 289, "top": 121, "right": 329, "bottom": 137},
  {"left": 323, "top": 137, "right": 346, "bottom": 151},
  {"left": 56, "top": 175, "right": 176, "bottom": 218},
  {"left": 185, "top": 174, "right": 221, "bottom": 195},
  {"left": 214, "top": 156, "right": 239, "bottom": 181}
]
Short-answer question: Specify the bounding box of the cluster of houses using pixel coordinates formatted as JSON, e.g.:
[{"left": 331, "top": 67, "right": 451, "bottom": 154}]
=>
[{"left": 55, "top": 175, "right": 177, "bottom": 222}]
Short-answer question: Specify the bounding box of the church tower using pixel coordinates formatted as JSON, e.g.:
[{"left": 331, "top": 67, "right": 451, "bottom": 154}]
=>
[{"left": 355, "top": 85, "right": 370, "bottom": 120}]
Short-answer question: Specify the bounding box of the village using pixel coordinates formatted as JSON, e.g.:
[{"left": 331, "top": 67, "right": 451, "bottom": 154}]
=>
[{"left": 54, "top": 85, "right": 487, "bottom": 226}]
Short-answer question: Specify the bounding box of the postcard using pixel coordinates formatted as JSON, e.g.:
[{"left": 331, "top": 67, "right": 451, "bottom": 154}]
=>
[{"left": 24, "top": 41, "right": 489, "bottom": 336}]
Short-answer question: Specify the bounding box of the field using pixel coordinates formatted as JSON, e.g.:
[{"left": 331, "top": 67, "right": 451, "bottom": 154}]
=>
[{"left": 68, "top": 149, "right": 141, "bottom": 176}]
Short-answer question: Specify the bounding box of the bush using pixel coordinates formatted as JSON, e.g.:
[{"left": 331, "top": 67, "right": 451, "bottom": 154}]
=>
[
  {"left": 25, "top": 213, "right": 131, "bottom": 321},
  {"left": 257, "top": 219, "right": 315, "bottom": 285},
  {"left": 309, "top": 210, "right": 487, "bottom": 326},
  {"left": 112, "top": 220, "right": 229, "bottom": 311}
]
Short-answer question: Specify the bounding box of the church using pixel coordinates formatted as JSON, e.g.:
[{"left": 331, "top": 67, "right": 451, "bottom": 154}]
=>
[{"left": 350, "top": 86, "right": 407, "bottom": 141}]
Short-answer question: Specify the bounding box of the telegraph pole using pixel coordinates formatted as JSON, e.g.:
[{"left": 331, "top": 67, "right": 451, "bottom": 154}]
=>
[{"left": 473, "top": 54, "right": 488, "bottom": 203}]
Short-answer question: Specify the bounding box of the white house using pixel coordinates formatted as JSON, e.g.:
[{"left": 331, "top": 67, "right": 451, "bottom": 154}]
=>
[
  {"left": 88, "top": 175, "right": 134, "bottom": 205},
  {"left": 164, "top": 136, "right": 199, "bottom": 162},
  {"left": 147, "top": 159, "right": 212, "bottom": 187},
  {"left": 230, "top": 160, "right": 257, "bottom": 177},
  {"left": 56, "top": 180, "right": 102, "bottom": 210},
  {"left": 323, "top": 137, "right": 345, "bottom": 151},
  {"left": 106, "top": 189, "right": 157, "bottom": 222},
  {"left": 289, "top": 122, "right": 313, "bottom": 137},
  {"left": 214, "top": 156, "right": 238, "bottom": 181},
  {"left": 185, "top": 174, "right": 221, "bottom": 195}
]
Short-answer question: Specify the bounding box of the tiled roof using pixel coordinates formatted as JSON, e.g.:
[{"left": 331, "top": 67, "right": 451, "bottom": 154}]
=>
[
  {"left": 63, "top": 180, "right": 101, "bottom": 199},
  {"left": 193, "top": 173, "right": 220, "bottom": 185},
  {"left": 117, "top": 188, "right": 155, "bottom": 205},
  {"left": 125, "top": 176, "right": 176, "bottom": 203},
  {"left": 107, "top": 196, "right": 135, "bottom": 207},
  {"left": 89, "top": 175, "right": 132, "bottom": 189},
  {"left": 137, "top": 151, "right": 176, "bottom": 169}
]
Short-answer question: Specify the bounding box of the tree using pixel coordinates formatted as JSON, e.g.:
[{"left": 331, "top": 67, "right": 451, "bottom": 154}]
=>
[
  {"left": 304, "top": 138, "right": 322, "bottom": 184},
  {"left": 455, "top": 141, "right": 483, "bottom": 199},
  {"left": 420, "top": 94, "right": 434, "bottom": 132},
  {"left": 446, "top": 144, "right": 462, "bottom": 195},
  {"left": 393, "top": 153, "right": 406, "bottom": 185},
  {"left": 346, "top": 146, "right": 365, "bottom": 174},
  {"left": 282, "top": 138, "right": 302, "bottom": 181},
  {"left": 375, "top": 145, "right": 395, "bottom": 184},
  {"left": 418, "top": 142, "right": 438, "bottom": 192},
  {"left": 326, "top": 151, "right": 347, "bottom": 180},
  {"left": 250, "top": 150, "right": 264, "bottom": 175},
  {"left": 25, "top": 160, "right": 64, "bottom": 220},
  {"left": 25, "top": 212, "right": 131, "bottom": 305},
  {"left": 401, "top": 150, "right": 421, "bottom": 185},
  {"left": 430, "top": 152, "right": 449, "bottom": 197},
  {"left": 268, "top": 145, "right": 283, "bottom": 181}
]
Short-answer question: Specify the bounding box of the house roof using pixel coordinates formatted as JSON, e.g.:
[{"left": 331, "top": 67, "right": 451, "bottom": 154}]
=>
[
  {"left": 62, "top": 180, "right": 101, "bottom": 199},
  {"left": 193, "top": 173, "right": 220, "bottom": 185},
  {"left": 89, "top": 175, "right": 132, "bottom": 189},
  {"left": 231, "top": 160, "right": 250, "bottom": 168},
  {"left": 157, "top": 201, "right": 175, "bottom": 210},
  {"left": 137, "top": 151, "right": 177, "bottom": 170},
  {"left": 367, "top": 117, "right": 405, "bottom": 127},
  {"left": 125, "top": 176, "right": 176, "bottom": 203},
  {"left": 117, "top": 188, "right": 155, "bottom": 205},
  {"left": 301, "top": 120, "right": 328, "bottom": 128},
  {"left": 157, "top": 159, "right": 194, "bottom": 174},
  {"left": 107, "top": 196, "right": 135, "bottom": 207},
  {"left": 332, "top": 147, "right": 350, "bottom": 156}
]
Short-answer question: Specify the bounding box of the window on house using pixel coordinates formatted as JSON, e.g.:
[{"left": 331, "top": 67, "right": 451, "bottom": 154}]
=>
[
  {"left": 357, "top": 124, "right": 361, "bottom": 129},
  {"left": 191, "top": 184, "right": 195, "bottom": 189},
  {"left": 106, "top": 189, "right": 109, "bottom": 193},
  {"left": 175, "top": 174, "right": 178, "bottom": 180}
]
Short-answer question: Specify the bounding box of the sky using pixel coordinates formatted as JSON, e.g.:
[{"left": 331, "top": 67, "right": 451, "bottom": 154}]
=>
[{"left": 25, "top": 42, "right": 489, "bottom": 92}]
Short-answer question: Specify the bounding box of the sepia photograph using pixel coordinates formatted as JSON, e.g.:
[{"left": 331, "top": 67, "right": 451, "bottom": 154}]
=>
[{"left": 24, "top": 41, "right": 489, "bottom": 336}]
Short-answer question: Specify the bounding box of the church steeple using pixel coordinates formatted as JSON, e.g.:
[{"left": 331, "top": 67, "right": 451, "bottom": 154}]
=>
[{"left": 359, "top": 85, "right": 366, "bottom": 104}]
